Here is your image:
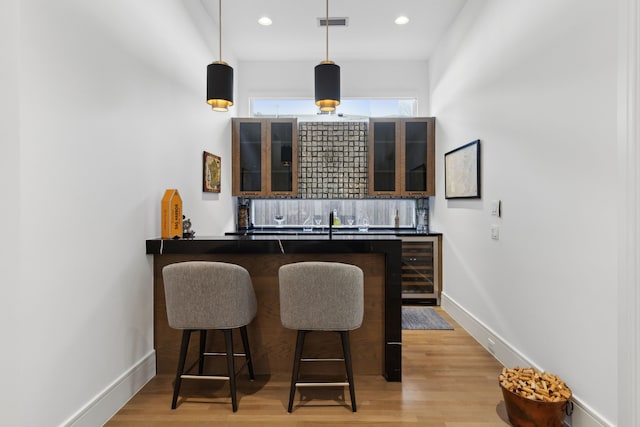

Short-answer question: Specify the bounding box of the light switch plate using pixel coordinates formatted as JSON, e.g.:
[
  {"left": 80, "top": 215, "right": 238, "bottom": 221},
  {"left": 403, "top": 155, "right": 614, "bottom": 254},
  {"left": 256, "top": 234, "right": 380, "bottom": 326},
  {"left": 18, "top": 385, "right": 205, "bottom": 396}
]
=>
[
  {"left": 491, "top": 225, "right": 500, "bottom": 240},
  {"left": 491, "top": 200, "right": 501, "bottom": 217}
]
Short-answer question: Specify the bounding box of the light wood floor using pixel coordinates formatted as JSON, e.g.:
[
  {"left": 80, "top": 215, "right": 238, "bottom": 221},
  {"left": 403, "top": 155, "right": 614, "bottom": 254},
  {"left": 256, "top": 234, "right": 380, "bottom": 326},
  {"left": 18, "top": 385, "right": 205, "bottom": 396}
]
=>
[{"left": 106, "top": 308, "right": 510, "bottom": 426}]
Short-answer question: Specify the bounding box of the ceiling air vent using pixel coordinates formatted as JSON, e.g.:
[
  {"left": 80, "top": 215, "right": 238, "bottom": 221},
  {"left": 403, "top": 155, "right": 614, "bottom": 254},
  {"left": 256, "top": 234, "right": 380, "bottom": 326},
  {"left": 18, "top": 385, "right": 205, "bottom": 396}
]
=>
[{"left": 318, "top": 17, "right": 349, "bottom": 27}]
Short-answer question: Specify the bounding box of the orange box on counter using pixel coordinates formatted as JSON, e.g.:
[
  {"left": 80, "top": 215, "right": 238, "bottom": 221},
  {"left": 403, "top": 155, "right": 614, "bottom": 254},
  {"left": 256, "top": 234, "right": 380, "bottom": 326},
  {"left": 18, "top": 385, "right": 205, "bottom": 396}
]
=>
[{"left": 161, "top": 189, "right": 182, "bottom": 239}]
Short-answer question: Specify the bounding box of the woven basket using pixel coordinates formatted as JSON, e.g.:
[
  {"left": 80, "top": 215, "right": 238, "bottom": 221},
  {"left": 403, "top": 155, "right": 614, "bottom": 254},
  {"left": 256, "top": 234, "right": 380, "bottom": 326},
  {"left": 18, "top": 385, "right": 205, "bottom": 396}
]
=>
[{"left": 500, "top": 382, "right": 571, "bottom": 427}]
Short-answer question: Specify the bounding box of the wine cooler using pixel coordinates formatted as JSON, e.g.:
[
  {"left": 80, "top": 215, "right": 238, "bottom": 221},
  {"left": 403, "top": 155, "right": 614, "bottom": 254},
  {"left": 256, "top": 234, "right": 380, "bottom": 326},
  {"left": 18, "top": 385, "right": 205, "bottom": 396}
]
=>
[{"left": 400, "top": 236, "right": 440, "bottom": 305}]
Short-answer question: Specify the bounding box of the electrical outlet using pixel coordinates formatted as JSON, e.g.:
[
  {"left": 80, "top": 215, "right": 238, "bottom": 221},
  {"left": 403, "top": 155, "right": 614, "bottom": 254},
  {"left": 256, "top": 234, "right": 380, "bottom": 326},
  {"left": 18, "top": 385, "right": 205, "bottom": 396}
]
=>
[
  {"left": 491, "top": 225, "right": 500, "bottom": 240},
  {"left": 487, "top": 337, "right": 496, "bottom": 354}
]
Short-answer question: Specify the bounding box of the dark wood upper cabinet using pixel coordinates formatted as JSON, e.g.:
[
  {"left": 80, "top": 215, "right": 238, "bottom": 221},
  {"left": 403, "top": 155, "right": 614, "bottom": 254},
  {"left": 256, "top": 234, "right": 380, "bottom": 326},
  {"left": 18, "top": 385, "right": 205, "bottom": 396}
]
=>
[
  {"left": 369, "top": 117, "right": 435, "bottom": 197},
  {"left": 232, "top": 118, "right": 298, "bottom": 197}
]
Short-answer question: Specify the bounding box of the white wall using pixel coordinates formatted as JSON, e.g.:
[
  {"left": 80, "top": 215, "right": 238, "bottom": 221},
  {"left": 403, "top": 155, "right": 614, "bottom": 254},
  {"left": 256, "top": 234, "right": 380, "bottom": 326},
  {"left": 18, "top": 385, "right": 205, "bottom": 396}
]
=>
[
  {"left": 429, "top": 1, "right": 618, "bottom": 425},
  {"left": 618, "top": 3, "right": 640, "bottom": 426},
  {"left": 12, "top": 1, "right": 234, "bottom": 425},
  {"left": 236, "top": 60, "right": 430, "bottom": 116},
  {"left": 0, "top": 1, "right": 21, "bottom": 425}
]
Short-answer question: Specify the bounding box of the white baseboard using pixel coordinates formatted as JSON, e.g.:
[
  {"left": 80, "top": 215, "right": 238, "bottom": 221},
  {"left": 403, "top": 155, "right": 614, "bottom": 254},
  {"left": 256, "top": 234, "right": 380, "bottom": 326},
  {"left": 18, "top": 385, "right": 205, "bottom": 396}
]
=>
[
  {"left": 441, "top": 293, "right": 612, "bottom": 427},
  {"left": 60, "top": 350, "right": 156, "bottom": 427}
]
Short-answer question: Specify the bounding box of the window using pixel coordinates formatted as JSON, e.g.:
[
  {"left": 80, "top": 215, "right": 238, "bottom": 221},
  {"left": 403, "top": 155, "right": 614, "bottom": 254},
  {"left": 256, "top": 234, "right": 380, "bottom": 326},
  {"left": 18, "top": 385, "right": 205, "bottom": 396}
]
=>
[{"left": 251, "top": 98, "right": 417, "bottom": 118}]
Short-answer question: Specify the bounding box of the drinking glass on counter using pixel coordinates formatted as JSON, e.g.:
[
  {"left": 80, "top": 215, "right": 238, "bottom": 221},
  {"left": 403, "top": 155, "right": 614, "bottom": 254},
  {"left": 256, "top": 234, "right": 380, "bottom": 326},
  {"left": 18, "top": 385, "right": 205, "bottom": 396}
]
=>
[
  {"left": 302, "top": 216, "right": 313, "bottom": 232},
  {"left": 358, "top": 216, "right": 369, "bottom": 232}
]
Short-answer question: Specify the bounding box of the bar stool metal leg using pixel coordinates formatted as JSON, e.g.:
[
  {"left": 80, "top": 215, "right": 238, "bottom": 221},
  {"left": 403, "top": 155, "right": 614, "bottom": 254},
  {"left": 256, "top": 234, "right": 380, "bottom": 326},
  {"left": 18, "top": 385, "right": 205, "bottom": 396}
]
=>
[
  {"left": 288, "top": 330, "right": 307, "bottom": 412},
  {"left": 198, "top": 330, "right": 207, "bottom": 375},
  {"left": 240, "top": 326, "right": 255, "bottom": 380},
  {"left": 224, "top": 329, "right": 238, "bottom": 412},
  {"left": 172, "top": 330, "right": 192, "bottom": 409},
  {"left": 340, "top": 331, "right": 357, "bottom": 412}
]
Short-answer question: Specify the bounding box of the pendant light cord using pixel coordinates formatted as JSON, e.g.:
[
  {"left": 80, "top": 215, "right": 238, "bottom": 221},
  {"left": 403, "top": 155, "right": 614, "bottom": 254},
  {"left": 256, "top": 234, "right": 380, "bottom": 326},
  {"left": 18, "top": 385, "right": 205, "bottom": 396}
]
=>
[
  {"left": 325, "top": 0, "right": 329, "bottom": 62},
  {"left": 218, "top": 0, "right": 222, "bottom": 62}
]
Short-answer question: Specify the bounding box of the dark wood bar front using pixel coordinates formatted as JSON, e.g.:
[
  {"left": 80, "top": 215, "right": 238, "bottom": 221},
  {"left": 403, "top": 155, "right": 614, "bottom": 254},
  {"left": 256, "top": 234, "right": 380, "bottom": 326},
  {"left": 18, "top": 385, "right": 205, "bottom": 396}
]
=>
[{"left": 146, "top": 236, "right": 402, "bottom": 381}]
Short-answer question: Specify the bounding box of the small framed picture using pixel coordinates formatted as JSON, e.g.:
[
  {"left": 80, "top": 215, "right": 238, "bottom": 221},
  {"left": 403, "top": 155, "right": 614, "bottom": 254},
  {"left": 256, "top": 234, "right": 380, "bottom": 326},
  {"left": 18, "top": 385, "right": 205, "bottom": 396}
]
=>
[
  {"left": 445, "top": 140, "right": 481, "bottom": 199},
  {"left": 203, "top": 151, "right": 221, "bottom": 193}
]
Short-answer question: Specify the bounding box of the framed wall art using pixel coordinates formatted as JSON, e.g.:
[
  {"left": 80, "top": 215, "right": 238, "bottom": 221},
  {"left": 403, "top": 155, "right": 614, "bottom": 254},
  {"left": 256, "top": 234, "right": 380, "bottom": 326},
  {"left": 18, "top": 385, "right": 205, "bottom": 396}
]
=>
[
  {"left": 444, "top": 140, "right": 480, "bottom": 199},
  {"left": 203, "top": 151, "right": 221, "bottom": 193}
]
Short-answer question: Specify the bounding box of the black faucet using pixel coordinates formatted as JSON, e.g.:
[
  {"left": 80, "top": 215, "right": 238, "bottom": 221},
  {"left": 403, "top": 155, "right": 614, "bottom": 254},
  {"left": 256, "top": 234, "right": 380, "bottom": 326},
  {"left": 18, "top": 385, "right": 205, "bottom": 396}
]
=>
[{"left": 329, "top": 211, "right": 334, "bottom": 240}]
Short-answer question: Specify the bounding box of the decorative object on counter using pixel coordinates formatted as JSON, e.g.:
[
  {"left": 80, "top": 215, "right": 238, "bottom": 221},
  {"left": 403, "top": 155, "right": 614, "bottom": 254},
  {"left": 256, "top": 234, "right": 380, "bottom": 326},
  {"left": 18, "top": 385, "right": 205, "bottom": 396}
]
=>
[
  {"left": 444, "top": 139, "right": 481, "bottom": 199},
  {"left": 202, "top": 151, "right": 221, "bottom": 193},
  {"left": 182, "top": 215, "right": 195, "bottom": 238},
  {"left": 415, "top": 198, "right": 429, "bottom": 233},
  {"left": 206, "top": 0, "right": 233, "bottom": 112},
  {"left": 161, "top": 189, "right": 182, "bottom": 239},
  {"left": 394, "top": 209, "right": 400, "bottom": 228},
  {"left": 236, "top": 197, "right": 252, "bottom": 231},
  {"left": 415, "top": 208, "right": 427, "bottom": 233},
  {"left": 314, "top": 0, "right": 340, "bottom": 113},
  {"left": 499, "top": 367, "right": 573, "bottom": 427},
  {"left": 332, "top": 209, "right": 341, "bottom": 226},
  {"left": 274, "top": 213, "right": 285, "bottom": 227}
]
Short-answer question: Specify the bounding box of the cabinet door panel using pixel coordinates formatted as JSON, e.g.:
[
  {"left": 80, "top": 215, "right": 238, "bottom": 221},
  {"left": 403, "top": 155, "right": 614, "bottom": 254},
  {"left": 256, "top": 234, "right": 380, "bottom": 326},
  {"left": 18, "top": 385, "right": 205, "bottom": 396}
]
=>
[
  {"left": 371, "top": 121, "right": 398, "bottom": 193},
  {"left": 270, "top": 122, "right": 294, "bottom": 193},
  {"left": 404, "top": 121, "right": 429, "bottom": 192},
  {"left": 238, "top": 122, "right": 263, "bottom": 193}
]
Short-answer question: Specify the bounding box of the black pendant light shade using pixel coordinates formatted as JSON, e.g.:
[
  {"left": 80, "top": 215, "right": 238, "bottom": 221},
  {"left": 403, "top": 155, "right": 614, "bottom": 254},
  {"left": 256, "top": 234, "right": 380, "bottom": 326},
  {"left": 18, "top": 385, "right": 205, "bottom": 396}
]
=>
[
  {"left": 315, "top": 61, "right": 340, "bottom": 112},
  {"left": 207, "top": 61, "right": 234, "bottom": 112},
  {"left": 315, "top": 0, "right": 340, "bottom": 113},
  {"left": 207, "top": 0, "right": 232, "bottom": 112}
]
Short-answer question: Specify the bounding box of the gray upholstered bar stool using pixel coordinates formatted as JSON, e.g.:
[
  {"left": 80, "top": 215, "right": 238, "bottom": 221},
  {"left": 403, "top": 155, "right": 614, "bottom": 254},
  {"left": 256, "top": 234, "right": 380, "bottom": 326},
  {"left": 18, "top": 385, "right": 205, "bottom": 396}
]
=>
[
  {"left": 162, "top": 261, "right": 257, "bottom": 412},
  {"left": 278, "top": 261, "right": 364, "bottom": 412}
]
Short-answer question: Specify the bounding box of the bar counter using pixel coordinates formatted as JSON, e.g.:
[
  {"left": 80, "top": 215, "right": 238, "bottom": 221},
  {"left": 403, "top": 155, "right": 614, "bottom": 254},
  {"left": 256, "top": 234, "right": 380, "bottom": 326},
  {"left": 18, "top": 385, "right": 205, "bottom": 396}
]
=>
[{"left": 146, "top": 235, "right": 402, "bottom": 381}]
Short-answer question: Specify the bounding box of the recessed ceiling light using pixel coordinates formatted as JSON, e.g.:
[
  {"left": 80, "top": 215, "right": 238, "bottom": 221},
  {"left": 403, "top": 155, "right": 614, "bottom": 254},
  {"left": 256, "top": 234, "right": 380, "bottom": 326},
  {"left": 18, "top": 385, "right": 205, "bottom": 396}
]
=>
[
  {"left": 258, "top": 16, "right": 272, "bottom": 26},
  {"left": 395, "top": 16, "right": 410, "bottom": 25}
]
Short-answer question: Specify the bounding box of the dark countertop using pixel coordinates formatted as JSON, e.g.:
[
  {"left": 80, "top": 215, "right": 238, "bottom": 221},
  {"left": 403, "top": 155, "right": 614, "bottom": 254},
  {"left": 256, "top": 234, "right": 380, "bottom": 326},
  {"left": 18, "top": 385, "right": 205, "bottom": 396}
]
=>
[{"left": 146, "top": 234, "right": 403, "bottom": 255}]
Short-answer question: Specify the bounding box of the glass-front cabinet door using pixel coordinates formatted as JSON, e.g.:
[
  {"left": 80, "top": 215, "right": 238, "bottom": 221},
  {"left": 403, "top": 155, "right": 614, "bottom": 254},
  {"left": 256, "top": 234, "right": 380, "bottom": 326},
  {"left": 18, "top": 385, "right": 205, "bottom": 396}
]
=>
[
  {"left": 232, "top": 118, "right": 297, "bottom": 197},
  {"left": 369, "top": 119, "right": 400, "bottom": 195},
  {"left": 269, "top": 120, "right": 297, "bottom": 195},
  {"left": 233, "top": 121, "right": 264, "bottom": 195},
  {"left": 402, "top": 117, "right": 435, "bottom": 196}
]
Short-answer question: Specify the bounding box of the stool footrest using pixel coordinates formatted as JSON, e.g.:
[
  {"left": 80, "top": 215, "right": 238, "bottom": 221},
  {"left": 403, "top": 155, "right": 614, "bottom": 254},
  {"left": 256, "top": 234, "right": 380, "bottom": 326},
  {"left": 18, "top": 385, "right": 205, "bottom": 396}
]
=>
[
  {"left": 301, "top": 357, "right": 344, "bottom": 362},
  {"left": 181, "top": 374, "right": 229, "bottom": 381},
  {"left": 296, "top": 382, "right": 350, "bottom": 387},
  {"left": 203, "top": 352, "right": 247, "bottom": 357}
]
